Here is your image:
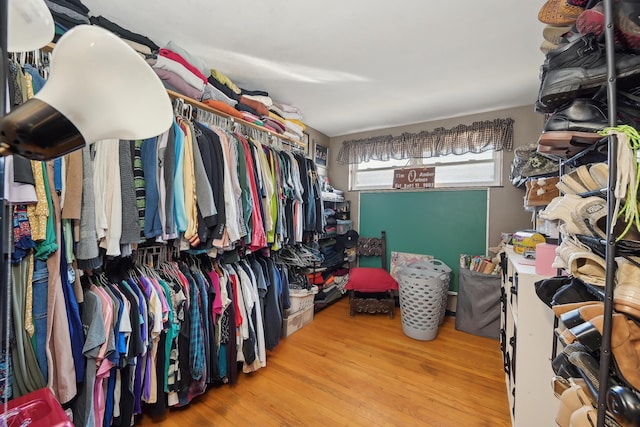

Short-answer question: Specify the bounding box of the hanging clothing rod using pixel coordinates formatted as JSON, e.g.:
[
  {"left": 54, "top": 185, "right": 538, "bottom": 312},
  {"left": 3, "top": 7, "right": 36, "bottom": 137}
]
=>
[{"left": 166, "top": 89, "right": 307, "bottom": 151}]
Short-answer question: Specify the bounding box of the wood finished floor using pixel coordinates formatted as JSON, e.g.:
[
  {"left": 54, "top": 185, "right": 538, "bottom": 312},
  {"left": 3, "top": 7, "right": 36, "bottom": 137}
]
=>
[{"left": 137, "top": 297, "right": 511, "bottom": 427}]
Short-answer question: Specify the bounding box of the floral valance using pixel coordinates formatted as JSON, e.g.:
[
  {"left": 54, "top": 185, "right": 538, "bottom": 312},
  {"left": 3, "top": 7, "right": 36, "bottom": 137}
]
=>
[{"left": 337, "top": 118, "right": 514, "bottom": 164}]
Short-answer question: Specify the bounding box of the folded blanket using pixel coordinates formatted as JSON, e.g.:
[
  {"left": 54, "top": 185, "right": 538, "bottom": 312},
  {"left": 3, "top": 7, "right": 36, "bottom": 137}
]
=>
[
  {"left": 288, "top": 119, "right": 307, "bottom": 132},
  {"left": 202, "top": 100, "right": 244, "bottom": 119},
  {"left": 166, "top": 40, "right": 210, "bottom": 77},
  {"left": 90, "top": 15, "right": 159, "bottom": 51},
  {"left": 45, "top": 0, "right": 89, "bottom": 24},
  {"left": 261, "top": 117, "right": 286, "bottom": 133},
  {"left": 49, "top": 0, "right": 89, "bottom": 14},
  {"left": 154, "top": 68, "right": 204, "bottom": 101},
  {"left": 240, "top": 88, "right": 269, "bottom": 97},
  {"left": 202, "top": 83, "right": 237, "bottom": 106},
  {"left": 270, "top": 104, "right": 302, "bottom": 121},
  {"left": 241, "top": 112, "right": 263, "bottom": 126},
  {"left": 240, "top": 96, "right": 269, "bottom": 116},
  {"left": 273, "top": 101, "right": 303, "bottom": 115},
  {"left": 153, "top": 55, "right": 205, "bottom": 91},
  {"left": 285, "top": 120, "right": 304, "bottom": 138},
  {"left": 235, "top": 102, "right": 260, "bottom": 116},
  {"left": 159, "top": 48, "right": 208, "bottom": 84},
  {"left": 211, "top": 69, "right": 241, "bottom": 95},
  {"left": 242, "top": 94, "right": 273, "bottom": 108},
  {"left": 207, "top": 76, "right": 239, "bottom": 101}
]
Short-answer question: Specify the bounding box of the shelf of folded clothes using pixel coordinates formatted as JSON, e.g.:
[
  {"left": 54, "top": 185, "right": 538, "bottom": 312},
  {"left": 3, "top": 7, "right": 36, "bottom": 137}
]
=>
[
  {"left": 166, "top": 90, "right": 307, "bottom": 150},
  {"left": 322, "top": 191, "right": 345, "bottom": 202},
  {"left": 42, "top": 19, "right": 310, "bottom": 152}
]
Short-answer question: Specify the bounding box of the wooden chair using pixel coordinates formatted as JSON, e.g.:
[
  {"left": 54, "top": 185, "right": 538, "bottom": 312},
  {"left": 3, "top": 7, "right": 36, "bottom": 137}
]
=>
[{"left": 345, "top": 230, "right": 398, "bottom": 318}]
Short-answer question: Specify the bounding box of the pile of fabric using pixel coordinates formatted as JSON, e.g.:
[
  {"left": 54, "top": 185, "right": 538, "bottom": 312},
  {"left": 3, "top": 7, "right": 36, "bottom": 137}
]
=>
[
  {"left": 43, "top": 2, "right": 310, "bottom": 143},
  {"left": 45, "top": 0, "right": 90, "bottom": 41}
]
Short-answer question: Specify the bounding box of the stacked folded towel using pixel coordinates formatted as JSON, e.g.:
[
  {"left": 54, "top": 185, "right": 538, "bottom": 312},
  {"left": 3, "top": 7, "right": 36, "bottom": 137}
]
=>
[
  {"left": 90, "top": 15, "right": 159, "bottom": 53},
  {"left": 46, "top": 0, "right": 90, "bottom": 41}
]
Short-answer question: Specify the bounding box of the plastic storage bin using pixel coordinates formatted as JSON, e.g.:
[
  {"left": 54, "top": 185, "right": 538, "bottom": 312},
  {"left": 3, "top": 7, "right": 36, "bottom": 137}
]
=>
[
  {"left": 286, "top": 286, "right": 319, "bottom": 316},
  {"left": 336, "top": 219, "right": 352, "bottom": 234},
  {"left": 281, "top": 305, "right": 314, "bottom": 337},
  {"left": 397, "top": 261, "right": 450, "bottom": 341},
  {"left": 2, "top": 387, "right": 73, "bottom": 427}
]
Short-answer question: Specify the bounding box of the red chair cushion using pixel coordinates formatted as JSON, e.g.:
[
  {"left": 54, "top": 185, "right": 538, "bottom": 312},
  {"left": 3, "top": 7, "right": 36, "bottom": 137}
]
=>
[{"left": 345, "top": 267, "right": 398, "bottom": 292}]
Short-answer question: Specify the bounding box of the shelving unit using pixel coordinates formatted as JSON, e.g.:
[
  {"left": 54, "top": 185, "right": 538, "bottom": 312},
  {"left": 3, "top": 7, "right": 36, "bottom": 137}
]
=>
[{"left": 526, "top": 2, "right": 621, "bottom": 424}]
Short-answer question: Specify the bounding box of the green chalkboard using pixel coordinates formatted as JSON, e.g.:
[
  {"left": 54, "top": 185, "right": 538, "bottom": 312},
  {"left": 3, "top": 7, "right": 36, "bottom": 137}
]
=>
[{"left": 359, "top": 190, "right": 488, "bottom": 292}]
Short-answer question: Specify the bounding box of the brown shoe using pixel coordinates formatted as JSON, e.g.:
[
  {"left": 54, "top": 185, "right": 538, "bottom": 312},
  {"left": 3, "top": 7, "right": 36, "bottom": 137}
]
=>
[
  {"left": 568, "top": 314, "right": 640, "bottom": 391},
  {"left": 553, "top": 301, "right": 604, "bottom": 329},
  {"left": 539, "top": 0, "right": 578, "bottom": 25}
]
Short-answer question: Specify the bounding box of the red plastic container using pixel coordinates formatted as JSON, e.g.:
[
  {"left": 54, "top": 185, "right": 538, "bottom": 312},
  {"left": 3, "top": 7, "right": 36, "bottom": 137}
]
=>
[{"left": 1, "top": 387, "right": 73, "bottom": 427}]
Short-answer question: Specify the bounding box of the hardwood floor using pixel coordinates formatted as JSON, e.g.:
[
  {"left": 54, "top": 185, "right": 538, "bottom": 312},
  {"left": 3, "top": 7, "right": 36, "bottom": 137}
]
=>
[{"left": 137, "top": 297, "right": 511, "bottom": 427}]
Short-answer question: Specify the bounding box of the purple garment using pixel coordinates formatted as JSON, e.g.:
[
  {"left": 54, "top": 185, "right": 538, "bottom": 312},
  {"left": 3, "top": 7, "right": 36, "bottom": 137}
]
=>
[
  {"left": 154, "top": 68, "right": 204, "bottom": 100},
  {"left": 139, "top": 276, "right": 156, "bottom": 402}
]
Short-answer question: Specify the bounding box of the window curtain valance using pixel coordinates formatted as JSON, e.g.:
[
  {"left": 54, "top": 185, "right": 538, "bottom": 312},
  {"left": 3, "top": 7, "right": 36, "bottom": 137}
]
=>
[{"left": 337, "top": 118, "right": 514, "bottom": 164}]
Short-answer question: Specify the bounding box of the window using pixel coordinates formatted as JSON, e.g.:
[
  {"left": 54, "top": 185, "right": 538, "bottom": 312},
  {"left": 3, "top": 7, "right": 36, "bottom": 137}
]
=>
[{"left": 350, "top": 150, "right": 502, "bottom": 191}]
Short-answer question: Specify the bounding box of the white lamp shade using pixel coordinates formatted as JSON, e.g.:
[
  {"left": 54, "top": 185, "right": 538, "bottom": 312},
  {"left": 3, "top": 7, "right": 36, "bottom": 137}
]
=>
[
  {"left": 7, "top": 0, "right": 55, "bottom": 52},
  {"left": 0, "top": 25, "right": 173, "bottom": 160}
]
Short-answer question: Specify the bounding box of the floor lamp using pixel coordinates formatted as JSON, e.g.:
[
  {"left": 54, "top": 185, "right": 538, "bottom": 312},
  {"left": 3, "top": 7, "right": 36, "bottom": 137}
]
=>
[{"left": 0, "top": 1, "right": 173, "bottom": 423}]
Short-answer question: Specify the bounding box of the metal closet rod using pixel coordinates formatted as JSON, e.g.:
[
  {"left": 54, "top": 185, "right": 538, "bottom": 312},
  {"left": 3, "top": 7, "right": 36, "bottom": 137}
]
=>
[
  {"left": 166, "top": 89, "right": 307, "bottom": 151},
  {"left": 597, "top": 0, "right": 617, "bottom": 425}
]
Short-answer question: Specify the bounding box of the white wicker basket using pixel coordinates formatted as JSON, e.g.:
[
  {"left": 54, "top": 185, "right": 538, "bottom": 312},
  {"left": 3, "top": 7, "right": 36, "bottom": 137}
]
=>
[
  {"left": 398, "top": 261, "right": 450, "bottom": 341},
  {"left": 287, "top": 286, "right": 319, "bottom": 315}
]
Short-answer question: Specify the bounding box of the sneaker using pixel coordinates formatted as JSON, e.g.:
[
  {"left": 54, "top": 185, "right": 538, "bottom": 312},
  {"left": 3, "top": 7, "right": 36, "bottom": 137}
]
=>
[
  {"left": 616, "top": 0, "right": 640, "bottom": 48},
  {"left": 576, "top": 1, "right": 640, "bottom": 52},
  {"left": 538, "top": 33, "right": 640, "bottom": 111},
  {"left": 540, "top": 194, "right": 607, "bottom": 237},
  {"left": 539, "top": 0, "right": 579, "bottom": 25},
  {"left": 560, "top": 0, "right": 586, "bottom": 19},
  {"left": 541, "top": 39, "right": 560, "bottom": 56},
  {"left": 543, "top": 24, "right": 573, "bottom": 44}
]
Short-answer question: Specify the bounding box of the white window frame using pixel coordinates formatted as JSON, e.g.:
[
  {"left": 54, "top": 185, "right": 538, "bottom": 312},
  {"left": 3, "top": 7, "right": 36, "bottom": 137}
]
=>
[{"left": 349, "top": 150, "right": 503, "bottom": 191}]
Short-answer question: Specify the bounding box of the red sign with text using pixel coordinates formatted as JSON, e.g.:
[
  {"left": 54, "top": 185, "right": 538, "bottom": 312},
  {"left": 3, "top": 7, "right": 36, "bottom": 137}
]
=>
[{"left": 392, "top": 167, "right": 435, "bottom": 190}]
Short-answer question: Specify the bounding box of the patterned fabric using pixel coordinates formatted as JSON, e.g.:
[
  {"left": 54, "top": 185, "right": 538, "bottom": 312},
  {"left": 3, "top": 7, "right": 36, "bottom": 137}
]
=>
[
  {"left": 133, "top": 139, "right": 146, "bottom": 240},
  {"left": 13, "top": 205, "right": 32, "bottom": 242},
  {"left": 27, "top": 161, "right": 48, "bottom": 242},
  {"left": 180, "top": 265, "right": 204, "bottom": 381},
  {"left": 219, "top": 309, "right": 230, "bottom": 344},
  {"left": 119, "top": 140, "right": 141, "bottom": 244},
  {"left": 0, "top": 348, "right": 12, "bottom": 399},
  {"left": 337, "top": 118, "right": 514, "bottom": 164},
  {"left": 8, "top": 61, "right": 22, "bottom": 105},
  {"left": 166, "top": 278, "right": 185, "bottom": 392}
]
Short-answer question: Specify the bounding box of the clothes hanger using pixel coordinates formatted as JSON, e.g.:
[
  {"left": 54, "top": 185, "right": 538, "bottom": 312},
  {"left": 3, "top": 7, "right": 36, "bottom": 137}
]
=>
[{"left": 173, "top": 97, "right": 184, "bottom": 117}]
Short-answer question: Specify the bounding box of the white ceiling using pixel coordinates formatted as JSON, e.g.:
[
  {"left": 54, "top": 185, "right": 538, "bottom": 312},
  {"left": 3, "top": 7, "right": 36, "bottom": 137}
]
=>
[{"left": 80, "top": 0, "right": 547, "bottom": 137}]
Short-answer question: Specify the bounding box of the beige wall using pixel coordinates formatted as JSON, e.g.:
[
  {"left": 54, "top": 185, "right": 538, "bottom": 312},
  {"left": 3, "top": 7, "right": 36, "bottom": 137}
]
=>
[{"left": 326, "top": 105, "right": 546, "bottom": 249}]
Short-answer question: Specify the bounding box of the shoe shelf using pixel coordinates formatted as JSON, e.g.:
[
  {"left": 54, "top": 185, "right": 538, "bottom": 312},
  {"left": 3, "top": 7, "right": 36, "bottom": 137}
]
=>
[{"left": 534, "top": 0, "right": 640, "bottom": 424}]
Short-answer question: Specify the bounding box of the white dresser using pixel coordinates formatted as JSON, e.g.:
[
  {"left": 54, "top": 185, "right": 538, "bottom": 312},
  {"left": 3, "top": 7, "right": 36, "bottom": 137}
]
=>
[{"left": 501, "top": 246, "right": 559, "bottom": 427}]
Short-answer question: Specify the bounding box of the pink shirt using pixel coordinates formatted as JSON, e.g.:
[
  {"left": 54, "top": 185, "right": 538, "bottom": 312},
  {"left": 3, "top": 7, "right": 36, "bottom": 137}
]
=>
[
  {"left": 90, "top": 285, "right": 115, "bottom": 427},
  {"left": 159, "top": 48, "right": 208, "bottom": 84}
]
